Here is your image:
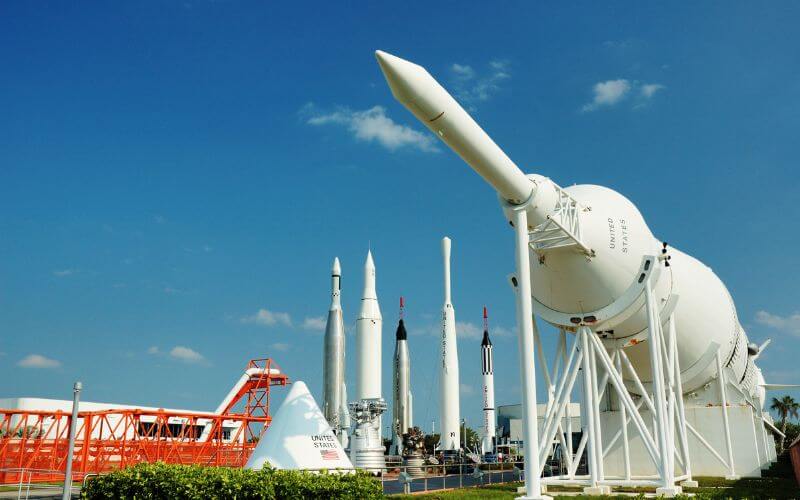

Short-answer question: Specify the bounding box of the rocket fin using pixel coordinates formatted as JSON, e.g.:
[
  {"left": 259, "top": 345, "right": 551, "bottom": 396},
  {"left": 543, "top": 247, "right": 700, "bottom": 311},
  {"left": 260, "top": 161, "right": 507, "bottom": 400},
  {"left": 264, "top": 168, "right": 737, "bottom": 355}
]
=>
[{"left": 760, "top": 383, "right": 800, "bottom": 390}]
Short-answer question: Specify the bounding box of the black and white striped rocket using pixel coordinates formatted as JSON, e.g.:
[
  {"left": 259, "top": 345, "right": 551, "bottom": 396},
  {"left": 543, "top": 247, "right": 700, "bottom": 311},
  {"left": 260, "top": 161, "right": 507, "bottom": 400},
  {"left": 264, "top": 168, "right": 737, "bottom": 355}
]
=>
[{"left": 480, "top": 307, "right": 496, "bottom": 455}]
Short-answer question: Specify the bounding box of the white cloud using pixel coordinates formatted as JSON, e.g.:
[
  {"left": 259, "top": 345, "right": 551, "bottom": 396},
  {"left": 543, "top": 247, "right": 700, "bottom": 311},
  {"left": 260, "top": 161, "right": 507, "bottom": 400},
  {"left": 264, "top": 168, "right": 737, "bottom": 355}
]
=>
[
  {"left": 582, "top": 79, "right": 631, "bottom": 111},
  {"left": 18, "top": 354, "right": 61, "bottom": 369},
  {"left": 241, "top": 308, "right": 293, "bottom": 327},
  {"left": 583, "top": 79, "right": 665, "bottom": 112},
  {"left": 456, "top": 321, "right": 483, "bottom": 340},
  {"left": 147, "top": 346, "right": 161, "bottom": 355},
  {"left": 304, "top": 104, "right": 438, "bottom": 153},
  {"left": 271, "top": 342, "right": 290, "bottom": 352},
  {"left": 410, "top": 320, "right": 513, "bottom": 340},
  {"left": 450, "top": 59, "right": 510, "bottom": 109},
  {"left": 53, "top": 269, "right": 75, "bottom": 277},
  {"left": 640, "top": 83, "right": 665, "bottom": 99},
  {"left": 302, "top": 316, "right": 327, "bottom": 332},
  {"left": 755, "top": 310, "right": 800, "bottom": 337},
  {"left": 460, "top": 383, "right": 475, "bottom": 395},
  {"left": 451, "top": 63, "right": 475, "bottom": 80},
  {"left": 154, "top": 214, "right": 167, "bottom": 224},
  {"left": 493, "top": 326, "right": 515, "bottom": 338},
  {"left": 169, "top": 346, "right": 205, "bottom": 363}
]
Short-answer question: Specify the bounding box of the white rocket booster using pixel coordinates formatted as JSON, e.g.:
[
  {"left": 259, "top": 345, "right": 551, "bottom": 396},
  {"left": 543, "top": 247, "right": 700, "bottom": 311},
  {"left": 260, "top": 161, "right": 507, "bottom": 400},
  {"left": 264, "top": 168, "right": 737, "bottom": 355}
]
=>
[
  {"left": 356, "top": 250, "right": 382, "bottom": 400},
  {"left": 439, "top": 237, "right": 461, "bottom": 451},
  {"left": 350, "top": 250, "right": 386, "bottom": 470},
  {"left": 480, "top": 307, "right": 496, "bottom": 455},
  {"left": 392, "top": 297, "right": 413, "bottom": 455},
  {"left": 322, "top": 257, "right": 349, "bottom": 447}
]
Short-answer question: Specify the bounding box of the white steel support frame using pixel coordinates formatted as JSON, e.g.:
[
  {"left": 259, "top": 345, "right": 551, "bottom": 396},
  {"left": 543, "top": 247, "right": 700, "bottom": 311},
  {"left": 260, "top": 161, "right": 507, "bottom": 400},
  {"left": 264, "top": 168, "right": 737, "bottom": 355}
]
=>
[
  {"left": 715, "top": 351, "right": 739, "bottom": 480},
  {"left": 509, "top": 203, "right": 550, "bottom": 500},
  {"left": 529, "top": 268, "right": 694, "bottom": 496}
]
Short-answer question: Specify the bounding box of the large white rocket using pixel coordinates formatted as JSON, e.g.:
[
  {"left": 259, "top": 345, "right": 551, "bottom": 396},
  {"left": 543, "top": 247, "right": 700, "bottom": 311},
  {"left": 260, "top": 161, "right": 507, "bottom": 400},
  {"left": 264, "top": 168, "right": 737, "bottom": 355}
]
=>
[
  {"left": 349, "top": 250, "right": 387, "bottom": 470},
  {"left": 439, "top": 237, "right": 461, "bottom": 451},
  {"left": 480, "top": 307, "right": 496, "bottom": 455},
  {"left": 374, "top": 49, "right": 785, "bottom": 488},
  {"left": 391, "top": 297, "right": 413, "bottom": 455},
  {"left": 321, "top": 257, "right": 349, "bottom": 447}
]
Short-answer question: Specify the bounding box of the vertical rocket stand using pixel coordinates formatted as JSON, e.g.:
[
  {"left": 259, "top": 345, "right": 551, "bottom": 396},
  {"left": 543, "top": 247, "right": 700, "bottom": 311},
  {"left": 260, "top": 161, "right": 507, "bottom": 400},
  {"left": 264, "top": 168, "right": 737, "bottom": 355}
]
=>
[
  {"left": 508, "top": 197, "right": 694, "bottom": 496},
  {"left": 509, "top": 203, "right": 550, "bottom": 500}
]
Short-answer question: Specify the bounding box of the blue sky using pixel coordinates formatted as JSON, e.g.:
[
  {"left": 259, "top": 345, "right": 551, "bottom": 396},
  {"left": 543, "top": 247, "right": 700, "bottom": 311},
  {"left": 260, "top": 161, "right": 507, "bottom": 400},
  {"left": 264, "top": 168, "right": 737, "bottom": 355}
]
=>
[{"left": 2, "top": 2, "right": 799, "bottom": 432}]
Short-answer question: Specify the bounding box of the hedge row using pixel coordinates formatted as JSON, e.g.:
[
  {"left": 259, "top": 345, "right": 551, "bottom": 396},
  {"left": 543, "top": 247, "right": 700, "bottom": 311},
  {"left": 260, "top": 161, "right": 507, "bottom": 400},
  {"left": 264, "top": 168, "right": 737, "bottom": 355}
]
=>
[{"left": 81, "top": 462, "right": 383, "bottom": 499}]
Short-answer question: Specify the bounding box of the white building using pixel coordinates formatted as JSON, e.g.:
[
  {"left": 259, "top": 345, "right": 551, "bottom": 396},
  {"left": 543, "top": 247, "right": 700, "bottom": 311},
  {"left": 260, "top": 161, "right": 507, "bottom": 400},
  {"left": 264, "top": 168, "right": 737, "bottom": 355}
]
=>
[{"left": 0, "top": 397, "right": 241, "bottom": 442}]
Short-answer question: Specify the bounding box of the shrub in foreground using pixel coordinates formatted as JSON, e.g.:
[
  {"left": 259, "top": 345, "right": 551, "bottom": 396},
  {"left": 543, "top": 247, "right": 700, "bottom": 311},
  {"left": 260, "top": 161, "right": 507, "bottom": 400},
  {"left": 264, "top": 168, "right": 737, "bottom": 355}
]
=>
[{"left": 81, "top": 462, "right": 382, "bottom": 499}]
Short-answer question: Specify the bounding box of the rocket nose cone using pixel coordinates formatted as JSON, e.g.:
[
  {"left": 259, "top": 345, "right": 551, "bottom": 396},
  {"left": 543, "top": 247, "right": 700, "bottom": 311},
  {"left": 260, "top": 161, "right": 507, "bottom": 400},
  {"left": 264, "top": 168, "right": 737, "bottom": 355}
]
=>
[
  {"left": 396, "top": 319, "right": 407, "bottom": 340},
  {"left": 375, "top": 50, "right": 403, "bottom": 78},
  {"left": 365, "top": 249, "right": 375, "bottom": 270},
  {"left": 374, "top": 50, "right": 426, "bottom": 102},
  {"left": 332, "top": 257, "right": 341, "bottom": 276}
]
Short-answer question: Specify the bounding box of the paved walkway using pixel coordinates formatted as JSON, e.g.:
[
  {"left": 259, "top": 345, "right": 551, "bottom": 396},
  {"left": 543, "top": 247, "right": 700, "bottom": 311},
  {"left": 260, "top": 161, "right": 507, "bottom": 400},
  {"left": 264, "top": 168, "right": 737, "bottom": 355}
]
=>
[
  {"left": 0, "top": 486, "right": 79, "bottom": 499},
  {"left": 382, "top": 469, "right": 522, "bottom": 495}
]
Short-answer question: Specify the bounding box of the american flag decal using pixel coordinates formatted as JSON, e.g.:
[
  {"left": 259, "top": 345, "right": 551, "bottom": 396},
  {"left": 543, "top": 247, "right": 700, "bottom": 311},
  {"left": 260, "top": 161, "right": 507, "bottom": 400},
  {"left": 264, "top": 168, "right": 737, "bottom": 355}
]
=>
[{"left": 320, "top": 449, "right": 339, "bottom": 461}]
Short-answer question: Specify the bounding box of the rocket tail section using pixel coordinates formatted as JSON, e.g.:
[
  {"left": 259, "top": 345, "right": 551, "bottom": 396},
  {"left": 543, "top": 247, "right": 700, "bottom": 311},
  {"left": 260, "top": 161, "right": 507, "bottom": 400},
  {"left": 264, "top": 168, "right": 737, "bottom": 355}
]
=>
[
  {"left": 440, "top": 303, "right": 461, "bottom": 450},
  {"left": 407, "top": 392, "right": 413, "bottom": 429}
]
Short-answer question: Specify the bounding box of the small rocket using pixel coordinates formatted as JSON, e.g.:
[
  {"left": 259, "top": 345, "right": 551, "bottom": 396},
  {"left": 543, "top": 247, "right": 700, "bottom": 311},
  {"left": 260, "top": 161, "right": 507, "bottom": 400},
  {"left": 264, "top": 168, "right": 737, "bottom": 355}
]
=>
[
  {"left": 481, "top": 307, "right": 496, "bottom": 455},
  {"left": 439, "top": 237, "right": 461, "bottom": 451},
  {"left": 391, "top": 297, "right": 413, "bottom": 455},
  {"left": 322, "top": 257, "right": 349, "bottom": 447}
]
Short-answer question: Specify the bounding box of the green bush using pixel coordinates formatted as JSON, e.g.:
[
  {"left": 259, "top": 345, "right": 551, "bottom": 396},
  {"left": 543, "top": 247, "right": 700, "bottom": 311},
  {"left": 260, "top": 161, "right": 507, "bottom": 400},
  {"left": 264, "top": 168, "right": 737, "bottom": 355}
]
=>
[{"left": 81, "top": 462, "right": 383, "bottom": 499}]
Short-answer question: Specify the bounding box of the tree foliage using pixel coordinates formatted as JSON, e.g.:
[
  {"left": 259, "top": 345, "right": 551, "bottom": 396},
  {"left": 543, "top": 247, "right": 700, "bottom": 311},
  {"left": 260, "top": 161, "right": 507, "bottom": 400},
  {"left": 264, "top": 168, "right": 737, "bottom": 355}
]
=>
[{"left": 771, "top": 395, "right": 800, "bottom": 453}]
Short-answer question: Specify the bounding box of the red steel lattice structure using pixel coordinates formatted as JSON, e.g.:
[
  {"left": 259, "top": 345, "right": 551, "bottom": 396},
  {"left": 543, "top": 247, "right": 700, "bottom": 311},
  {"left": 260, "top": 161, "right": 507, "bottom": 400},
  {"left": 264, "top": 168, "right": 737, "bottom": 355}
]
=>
[{"left": 0, "top": 358, "right": 289, "bottom": 484}]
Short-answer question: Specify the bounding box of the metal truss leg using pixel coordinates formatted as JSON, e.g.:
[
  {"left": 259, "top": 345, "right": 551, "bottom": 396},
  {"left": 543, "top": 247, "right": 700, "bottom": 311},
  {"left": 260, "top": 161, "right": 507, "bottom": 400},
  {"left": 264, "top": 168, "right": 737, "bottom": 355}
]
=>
[
  {"left": 510, "top": 207, "right": 550, "bottom": 500},
  {"left": 669, "top": 315, "right": 697, "bottom": 488},
  {"left": 716, "top": 351, "right": 739, "bottom": 480},
  {"left": 644, "top": 281, "right": 682, "bottom": 497}
]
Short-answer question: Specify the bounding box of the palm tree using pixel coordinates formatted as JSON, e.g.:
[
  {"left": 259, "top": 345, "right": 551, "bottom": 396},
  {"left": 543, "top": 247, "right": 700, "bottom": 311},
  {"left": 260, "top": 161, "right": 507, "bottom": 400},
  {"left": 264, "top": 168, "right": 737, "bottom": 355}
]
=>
[{"left": 770, "top": 395, "right": 799, "bottom": 453}]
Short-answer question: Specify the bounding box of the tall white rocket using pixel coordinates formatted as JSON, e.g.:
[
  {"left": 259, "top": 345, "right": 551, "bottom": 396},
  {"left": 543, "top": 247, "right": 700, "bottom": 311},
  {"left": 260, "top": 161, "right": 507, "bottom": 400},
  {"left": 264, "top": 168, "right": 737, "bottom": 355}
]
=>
[
  {"left": 322, "top": 257, "right": 349, "bottom": 447},
  {"left": 440, "top": 237, "right": 461, "bottom": 451},
  {"left": 350, "top": 250, "right": 386, "bottom": 469},
  {"left": 480, "top": 307, "right": 496, "bottom": 455},
  {"left": 356, "top": 250, "right": 382, "bottom": 401}
]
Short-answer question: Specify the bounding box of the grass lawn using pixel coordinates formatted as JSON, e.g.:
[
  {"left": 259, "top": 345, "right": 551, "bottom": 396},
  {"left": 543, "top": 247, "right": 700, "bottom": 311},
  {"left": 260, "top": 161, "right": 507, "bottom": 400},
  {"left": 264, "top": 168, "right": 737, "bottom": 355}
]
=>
[{"left": 390, "top": 472, "right": 800, "bottom": 499}]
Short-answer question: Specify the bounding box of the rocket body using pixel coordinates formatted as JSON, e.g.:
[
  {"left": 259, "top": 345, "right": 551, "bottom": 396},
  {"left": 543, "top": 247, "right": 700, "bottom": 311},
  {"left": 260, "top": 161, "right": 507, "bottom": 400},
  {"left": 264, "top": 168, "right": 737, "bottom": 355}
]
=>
[
  {"left": 322, "top": 258, "right": 349, "bottom": 447},
  {"left": 481, "top": 322, "right": 496, "bottom": 454},
  {"left": 375, "top": 50, "right": 759, "bottom": 401},
  {"left": 350, "top": 250, "right": 386, "bottom": 470},
  {"left": 356, "top": 250, "right": 382, "bottom": 400},
  {"left": 439, "top": 237, "right": 461, "bottom": 451},
  {"left": 392, "top": 317, "right": 412, "bottom": 455}
]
